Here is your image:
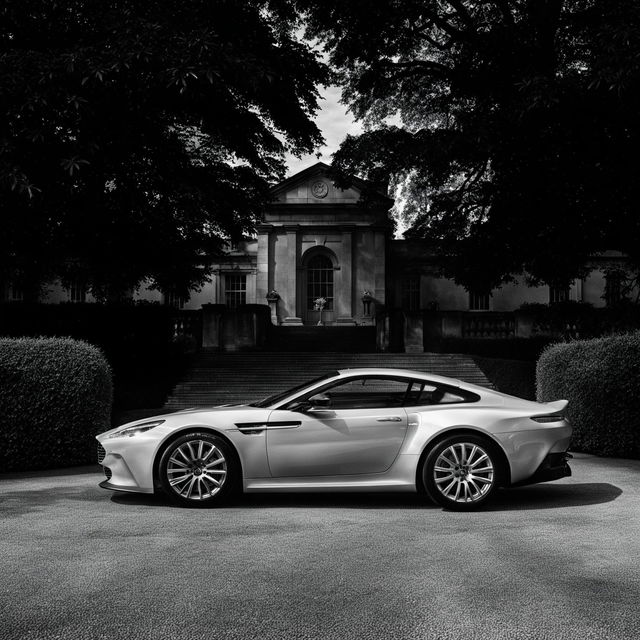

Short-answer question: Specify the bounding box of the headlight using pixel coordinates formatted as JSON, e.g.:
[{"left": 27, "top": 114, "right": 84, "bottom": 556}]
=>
[{"left": 107, "top": 420, "right": 165, "bottom": 439}]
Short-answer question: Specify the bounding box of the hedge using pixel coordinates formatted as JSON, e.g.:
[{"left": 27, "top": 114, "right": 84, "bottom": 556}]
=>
[
  {"left": 429, "top": 337, "right": 554, "bottom": 361},
  {"left": 0, "top": 302, "right": 191, "bottom": 417},
  {"left": 536, "top": 333, "right": 640, "bottom": 458},
  {"left": 0, "top": 338, "right": 113, "bottom": 471}
]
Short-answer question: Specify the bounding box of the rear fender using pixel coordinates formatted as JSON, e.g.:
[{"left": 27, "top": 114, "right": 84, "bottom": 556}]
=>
[{"left": 543, "top": 399, "right": 568, "bottom": 413}]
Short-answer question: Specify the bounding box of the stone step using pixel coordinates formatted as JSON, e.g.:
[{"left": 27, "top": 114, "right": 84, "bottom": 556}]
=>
[
  {"left": 164, "top": 351, "right": 492, "bottom": 409},
  {"left": 264, "top": 326, "right": 377, "bottom": 352}
]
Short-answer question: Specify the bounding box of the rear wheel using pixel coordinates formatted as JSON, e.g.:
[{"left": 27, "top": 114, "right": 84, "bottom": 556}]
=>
[
  {"left": 423, "top": 435, "right": 500, "bottom": 510},
  {"left": 159, "top": 432, "right": 237, "bottom": 507}
]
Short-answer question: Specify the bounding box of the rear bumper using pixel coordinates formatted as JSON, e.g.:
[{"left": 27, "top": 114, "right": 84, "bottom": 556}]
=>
[{"left": 513, "top": 452, "right": 572, "bottom": 487}]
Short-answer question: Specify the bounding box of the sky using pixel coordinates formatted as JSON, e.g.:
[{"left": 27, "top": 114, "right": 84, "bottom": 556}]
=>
[
  {"left": 284, "top": 84, "right": 362, "bottom": 176},
  {"left": 284, "top": 84, "right": 410, "bottom": 236}
]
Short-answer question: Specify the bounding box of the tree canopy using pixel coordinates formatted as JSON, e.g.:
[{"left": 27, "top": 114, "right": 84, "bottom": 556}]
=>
[
  {"left": 301, "top": 0, "right": 640, "bottom": 291},
  {"left": 0, "top": 0, "right": 329, "bottom": 299}
]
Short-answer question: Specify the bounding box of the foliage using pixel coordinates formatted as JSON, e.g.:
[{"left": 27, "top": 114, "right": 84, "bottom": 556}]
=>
[
  {"left": 0, "top": 301, "right": 189, "bottom": 413},
  {"left": 537, "top": 333, "right": 640, "bottom": 458},
  {"left": 300, "top": 0, "right": 640, "bottom": 290},
  {"left": 0, "top": 337, "right": 113, "bottom": 470},
  {"left": 0, "top": 1, "right": 330, "bottom": 299}
]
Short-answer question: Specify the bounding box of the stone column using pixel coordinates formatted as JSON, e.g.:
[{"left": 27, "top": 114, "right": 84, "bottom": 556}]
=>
[
  {"left": 256, "top": 226, "right": 271, "bottom": 304},
  {"left": 335, "top": 226, "right": 355, "bottom": 324},
  {"left": 373, "top": 230, "right": 386, "bottom": 305},
  {"left": 275, "top": 226, "right": 302, "bottom": 324}
]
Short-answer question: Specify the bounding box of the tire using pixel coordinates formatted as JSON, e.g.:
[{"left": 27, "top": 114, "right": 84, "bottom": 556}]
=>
[
  {"left": 158, "top": 432, "right": 237, "bottom": 507},
  {"left": 422, "top": 434, "right": 501, "bottom": 511}
]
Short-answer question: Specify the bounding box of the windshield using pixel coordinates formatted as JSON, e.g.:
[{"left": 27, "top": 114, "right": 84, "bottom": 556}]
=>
[{"left": 249, "top": 371, "right": 339, "bottom": 408}]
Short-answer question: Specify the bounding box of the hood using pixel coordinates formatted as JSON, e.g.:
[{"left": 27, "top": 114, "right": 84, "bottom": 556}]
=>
[{"left": 96, "top": 403, "right": 263, "bottom": 439}]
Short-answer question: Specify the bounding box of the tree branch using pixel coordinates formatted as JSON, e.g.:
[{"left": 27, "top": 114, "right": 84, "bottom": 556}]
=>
[
  {"left": 421, "top": 10, "right": 467, "bottom": 40},
  {"left": 446, "top": 0, "right": 476, "bottom": 30},
  {"left": 384, "top": 59, "right": 454, "bottom": 79}
]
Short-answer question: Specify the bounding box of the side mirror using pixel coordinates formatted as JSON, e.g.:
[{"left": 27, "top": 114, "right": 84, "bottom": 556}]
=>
[{"left": 308, "top": 393, "right": 331, "bottom": 409}]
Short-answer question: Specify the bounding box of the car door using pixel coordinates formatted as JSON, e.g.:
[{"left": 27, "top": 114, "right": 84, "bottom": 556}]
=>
[{"left": 265, "top": 375, "right": 410, "bottom": 477}]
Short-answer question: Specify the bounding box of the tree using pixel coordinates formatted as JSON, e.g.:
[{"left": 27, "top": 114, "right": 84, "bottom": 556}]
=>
[
  {"left": 0, "top": 0, "right": 329, "bottom": 299},
  {"left": 300, "top": 0, "right": 640, "bottom": 291}
]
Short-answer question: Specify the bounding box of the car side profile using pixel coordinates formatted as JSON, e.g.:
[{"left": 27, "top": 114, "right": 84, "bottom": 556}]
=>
[{"left": 96, "top": 368, "right": 572, "bottom": 510}]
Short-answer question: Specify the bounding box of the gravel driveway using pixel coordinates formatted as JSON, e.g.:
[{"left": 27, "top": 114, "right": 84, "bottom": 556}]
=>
[{"left": 1, "top": 453, "right": 638, "bottom": 640}]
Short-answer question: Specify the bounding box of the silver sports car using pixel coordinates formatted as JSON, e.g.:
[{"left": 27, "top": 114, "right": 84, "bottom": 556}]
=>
[{"left": 96, "top": 368, "right": 572, "bottom": 510}]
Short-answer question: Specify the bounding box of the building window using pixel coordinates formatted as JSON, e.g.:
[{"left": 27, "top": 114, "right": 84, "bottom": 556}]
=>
[
  {"left": 307, "top": 255, "right": 334, "bottom": 311},
  {"left": 549, "top": 285, "right": 569, "bottom": 304},
  {"left": 469, "top": 291, "right": 490, "bottom": 311},
  {"left": 605, "top": 272, "right": 623, "bottom": 307},
  {"left": 9, "top": 282, "right": 24, "bottom": 302},
  {"left": 68, "top": 280, "right": 87, "bottom": 303},
  {"left": 401, "top": 275, "right": 420, "bottom": 311},
  {"left": 225, "top": 273, "right": 246, "bottom": 308},
  {"left": 165, "top": 291, "right": 186, "bottom": 309}
]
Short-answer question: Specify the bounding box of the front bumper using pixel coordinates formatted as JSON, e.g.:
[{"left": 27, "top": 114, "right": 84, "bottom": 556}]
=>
[
  {"left": 513, "top": 452, "right": 572, "bottom": 487},
  {"left": 98, "top": 479, "right": 154, "bottom": 494},
  {"left": 96, "top": 436, "right": 157, "bottom": 494}
]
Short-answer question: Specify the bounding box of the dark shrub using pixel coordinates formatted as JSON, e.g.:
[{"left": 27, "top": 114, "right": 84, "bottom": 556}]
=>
[
  {"left": 0, "top": 338, "right": 113, "bottom": 471},
  {"left": 536, "top": 333, "right": 640, "bottom": 458},
  {"left": 429, "top": 337, "right": 554, "bottom": 361},
  {"left": 0, "top": 302, "right": 189, "bottom": 418}
]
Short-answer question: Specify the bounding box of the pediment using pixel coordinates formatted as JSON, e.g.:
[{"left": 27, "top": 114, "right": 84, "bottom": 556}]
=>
[{"left": 270, "top": 162, "right": 391, "bottom": 206}]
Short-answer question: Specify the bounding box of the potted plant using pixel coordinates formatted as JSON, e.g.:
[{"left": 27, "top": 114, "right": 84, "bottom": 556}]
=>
[{"left": 314, "top": 296, "right": 327, "bottom": 325}]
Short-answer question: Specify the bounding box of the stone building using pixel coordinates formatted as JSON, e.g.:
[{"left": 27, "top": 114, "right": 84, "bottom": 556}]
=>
[
  {"left": 169, "top": 162, "right": 630, "bottom": 325},
  {"left": 5, "top": 162, "right": 633, "bottom": 344}
]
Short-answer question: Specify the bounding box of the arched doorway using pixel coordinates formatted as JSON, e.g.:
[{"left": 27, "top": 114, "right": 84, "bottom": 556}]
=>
[{"left": 302, "top": 251, "right": 335, "bottom": 324}]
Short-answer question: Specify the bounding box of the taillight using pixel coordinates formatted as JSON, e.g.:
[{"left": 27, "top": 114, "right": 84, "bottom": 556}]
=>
[{"left": 531, "top": 412, "right": 566, "bottom": 423}]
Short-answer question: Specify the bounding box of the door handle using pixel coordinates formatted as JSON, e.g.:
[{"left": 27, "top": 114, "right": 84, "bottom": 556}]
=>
[{"left": 377, "top": 417, "right": 403, "bottom": 422}]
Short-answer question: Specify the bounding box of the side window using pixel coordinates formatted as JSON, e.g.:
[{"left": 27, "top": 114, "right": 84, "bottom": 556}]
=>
[
  {"left": 312, "top": 376, "right": 411, "bottom": 410},
  {"left": 406, "top": 381, "right": 478, "bottom": 406}
]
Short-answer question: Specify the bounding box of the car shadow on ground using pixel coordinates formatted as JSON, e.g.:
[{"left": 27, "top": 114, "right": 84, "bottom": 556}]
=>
[{"left": 109, "top": 481, "right": 622, "bottom": 511}]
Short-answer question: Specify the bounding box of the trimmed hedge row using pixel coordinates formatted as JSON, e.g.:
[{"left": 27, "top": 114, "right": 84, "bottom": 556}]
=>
[
  {"left": 536, "top": 333, "right": 640, "bottom": 458},
  {"left": 0, "top": 302, "right": 190, "bottom": 416},
  {"left": 0, "top": 338, "right": 113, "bottom": 471}
]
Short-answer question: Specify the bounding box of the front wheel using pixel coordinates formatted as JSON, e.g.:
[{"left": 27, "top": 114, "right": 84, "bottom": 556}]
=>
[
  {"left": 422, "top": 435, "right": 501, "bottom": 510},
  {"left": 158, "top": 432, "right": 237, "bottom": 507}
]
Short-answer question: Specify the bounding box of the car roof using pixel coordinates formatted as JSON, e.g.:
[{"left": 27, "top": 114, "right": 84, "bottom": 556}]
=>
[{"left": 335, "top": 367, "right": 463, "bottom": 387}]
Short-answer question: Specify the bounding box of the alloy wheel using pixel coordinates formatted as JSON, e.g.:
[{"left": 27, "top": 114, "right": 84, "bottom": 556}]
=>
[
  {"left": 433, "top": 442, "right": 495, "bottom": 504},
  {"left": 166, "top": 439, "right": 228, "bottom": 501}
]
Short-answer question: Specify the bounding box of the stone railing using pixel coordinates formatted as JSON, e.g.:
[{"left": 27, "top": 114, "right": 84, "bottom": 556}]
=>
[
  {"left": 378, "top": 310, "right": 541, "bottom": 352},
  {"left": 462, "top": 313, "right": 516, "bottom": 339},
  {"left": 171, "top": 310, "right": 203, "bottom": 351},
  {"left": 201, "top": 304, "right": 271, "bottom": 351}
]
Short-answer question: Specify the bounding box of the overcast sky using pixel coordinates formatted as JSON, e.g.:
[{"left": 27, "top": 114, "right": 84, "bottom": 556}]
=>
[
  {"left": 284, "top": 85, "right": 409, "bottom": 236},
  {"left": 284, "top": 84, "right": 362, "bottom": 176}
]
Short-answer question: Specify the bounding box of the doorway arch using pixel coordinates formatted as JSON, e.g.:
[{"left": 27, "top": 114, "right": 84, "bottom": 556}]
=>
[{"left": 301, "top": 248, "right": 337, "bottom": 324}]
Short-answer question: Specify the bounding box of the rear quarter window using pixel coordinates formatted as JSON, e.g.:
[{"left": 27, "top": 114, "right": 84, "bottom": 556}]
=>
[{"left": 405, "top": 381, "right": 480, "bottom": 406}]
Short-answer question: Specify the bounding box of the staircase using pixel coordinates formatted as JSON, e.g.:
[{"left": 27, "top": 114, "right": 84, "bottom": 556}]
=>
[
  {"left": 164, "top": 351, "right": 493, "bottom": 410},
  {"left": 264, "top": 326, "right": 377, "bottom": 352}
]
